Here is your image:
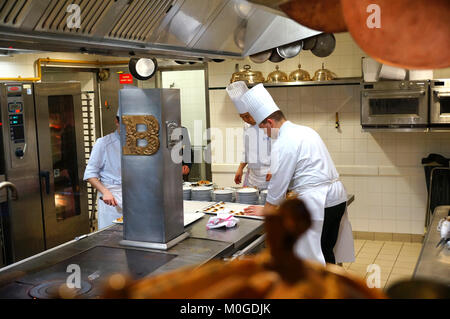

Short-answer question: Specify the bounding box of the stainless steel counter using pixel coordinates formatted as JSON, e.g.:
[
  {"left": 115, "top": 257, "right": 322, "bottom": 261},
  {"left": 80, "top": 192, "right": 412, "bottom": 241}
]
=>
[
  {"left": 413, "top": 205, "right": 450, "bottom": 285},
  {"left": 0, "top": 214, "right": 264, "bottom": 299},
  {"left": 0, "top": 195, "right": 355, "bottom": 298}
]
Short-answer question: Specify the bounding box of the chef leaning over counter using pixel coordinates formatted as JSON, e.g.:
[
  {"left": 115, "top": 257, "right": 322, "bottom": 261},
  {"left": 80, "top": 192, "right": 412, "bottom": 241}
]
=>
[
  {"left": 226, "top": 81, "right": 272, "bottom": 190},
  {"left": 235, "top": 82, "right": 355, "bottom": 266}
]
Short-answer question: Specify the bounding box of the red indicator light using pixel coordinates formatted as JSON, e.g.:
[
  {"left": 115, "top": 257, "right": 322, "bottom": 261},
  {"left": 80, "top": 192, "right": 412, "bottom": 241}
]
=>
[{"left": 15, "top": 109, "right": 20, "bottom": 113}]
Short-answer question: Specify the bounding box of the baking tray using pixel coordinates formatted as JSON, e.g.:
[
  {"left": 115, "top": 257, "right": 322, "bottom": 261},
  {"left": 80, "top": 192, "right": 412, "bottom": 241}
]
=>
[{"left": 198, "top": 202, "right": 265, "bottom": 221}]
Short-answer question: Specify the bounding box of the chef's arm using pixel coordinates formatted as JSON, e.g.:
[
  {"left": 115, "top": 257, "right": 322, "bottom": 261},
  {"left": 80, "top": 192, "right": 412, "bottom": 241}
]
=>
[
  {"left": 244, "top": 201, "right": 278, "bottom": 216},
  {"left": 264, "top": 202, "right": 278, "bottom": 213},
  {"left": 235, "top": 162, "right": 247, "bottom": 184},
  {"left": 87, "top": 177, "right": 118, "bottom": 207}
]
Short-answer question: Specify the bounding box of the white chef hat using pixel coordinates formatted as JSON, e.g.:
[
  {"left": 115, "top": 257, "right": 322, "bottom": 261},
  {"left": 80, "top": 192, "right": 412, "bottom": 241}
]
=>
[
  {"left": 226, "top": 81, "right": 249, "bottom": 114},
  {"left": 240, "top": 84, "right": 280, "bottom": 125}
]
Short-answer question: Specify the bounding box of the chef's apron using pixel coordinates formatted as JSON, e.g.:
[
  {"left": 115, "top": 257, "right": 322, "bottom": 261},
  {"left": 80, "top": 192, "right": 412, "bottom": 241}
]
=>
[
  {"left": 244, "top": 166, "right": 270, "bottom": 190},
  {"left": 97, "top": 184, "right": 123, "bottom": 230},
  {"left": 334, "top": 208, "right": 355, "bottom": 263},
  {"left": 292, "top": 179, "right": 355, "bottom": 265}
]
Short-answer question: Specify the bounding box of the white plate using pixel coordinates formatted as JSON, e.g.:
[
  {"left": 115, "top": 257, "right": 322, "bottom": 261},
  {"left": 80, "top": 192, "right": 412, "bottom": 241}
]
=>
[
  {"left": 192, "top": 186, "right": 213, "bottom": 191},
  {"left": 237, "top": 188, "right": 259, "bottom": 194},
  {"left": 214, "top": 189, "right": 233, "bottom": 195}
]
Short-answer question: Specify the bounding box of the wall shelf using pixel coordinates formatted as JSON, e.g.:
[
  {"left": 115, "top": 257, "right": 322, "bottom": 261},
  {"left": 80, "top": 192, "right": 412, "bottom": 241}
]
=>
[{"left": 209, "top": 77, "right": 362, "bottom": 90}]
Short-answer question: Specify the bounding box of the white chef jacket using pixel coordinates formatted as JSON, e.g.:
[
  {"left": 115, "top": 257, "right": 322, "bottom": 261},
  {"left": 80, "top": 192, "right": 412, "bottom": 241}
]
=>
[
  {"left": 83, "top": 131, "right": 122, "bottom": 230},
  {"left": 267, "top": 121, "right": 354, "bottom": 264},
  {"left": 267, "top": 122, "right": 347, "bottom": 208},
  {"left": 241, "top": 123, "right": 271, "bottom": 189}
]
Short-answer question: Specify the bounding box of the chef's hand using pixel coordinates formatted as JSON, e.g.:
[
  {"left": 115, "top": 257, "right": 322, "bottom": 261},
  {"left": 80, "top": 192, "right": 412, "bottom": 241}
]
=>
[
  {"left": 102, "top": 190, "right": 118, "bottom": 207},
  {"left": 266, "top": 173, "right": 272, "bottom": 182},
  {"left": 234, "top": 168, "right": 243, "bottom": 185},
  {"left": 244, "top": 205, "right": 265, "bottom": 216},
  {"left": 182, "top": 165, "right": 190, "bottom": 176}
]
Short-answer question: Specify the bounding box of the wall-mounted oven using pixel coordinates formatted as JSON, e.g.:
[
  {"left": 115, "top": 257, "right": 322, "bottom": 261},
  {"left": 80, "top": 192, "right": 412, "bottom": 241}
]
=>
[
  {"left": 430, "top": 79, "right": 450, "bottom": 130},
  {"left": 361, "top": 81, "right": 429, "bottom": 130}
]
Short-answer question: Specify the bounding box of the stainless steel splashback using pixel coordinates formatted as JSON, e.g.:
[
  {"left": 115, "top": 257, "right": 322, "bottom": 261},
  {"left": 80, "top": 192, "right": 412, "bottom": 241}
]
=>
[
  {"left": 119, "top": 87, "right": 185, "bottom": 245},
  {"left": 0, "top": 0, "right": 320, "bottom": 60}
]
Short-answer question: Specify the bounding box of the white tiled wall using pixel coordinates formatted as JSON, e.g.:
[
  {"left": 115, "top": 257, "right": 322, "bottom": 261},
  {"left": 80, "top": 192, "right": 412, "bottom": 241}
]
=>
[
  {"left": 207, "top": 33, "right": 450, "bottom": 236},
  {"left": 161, "top": 70, "right": 207, "bottom": 146}
]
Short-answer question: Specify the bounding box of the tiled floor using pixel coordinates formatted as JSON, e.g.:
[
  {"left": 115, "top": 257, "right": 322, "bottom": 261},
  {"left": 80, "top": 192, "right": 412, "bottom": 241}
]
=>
[{"left": 342, "top": 240, "right": 422, "bottom": 290}]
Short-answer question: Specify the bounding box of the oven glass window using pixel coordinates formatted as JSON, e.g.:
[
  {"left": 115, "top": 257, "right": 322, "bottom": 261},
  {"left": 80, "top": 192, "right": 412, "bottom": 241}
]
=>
[
  {"left": 439, "top": 96, "right": 450, "bottom": 114},
  {"left": 369, "top": 98, "right": 419, "bottom": 115},
  {"left": 48, "top": 95, "right": 81, "bottom": 222}
]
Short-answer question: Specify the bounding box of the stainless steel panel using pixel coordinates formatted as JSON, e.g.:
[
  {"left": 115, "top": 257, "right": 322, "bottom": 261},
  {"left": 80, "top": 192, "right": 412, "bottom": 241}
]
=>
[
  {"left": 414, "top": 205, "right": 450, "bottom": 284},
  {"left": 243, "top": 9, "right": 321, "bottom": 56},
  {"left": 108, "top": 0, "right": 176, "bottom": 42},
  {"left": 0, "top": 83, "right": 45, "bottom": 262},
  {"left": 120, "top": 87, "right": 184, "bottom": 244},
  {"left": 153, "top": 0, "right": 225, "bottom": 48},
  {"left": 33, "top": 82, "right": 89, "bottom": 249},
  {"left": 34, "top": 0, "right": 118, "bottom": 36},
  {"left": 192, "top": 0, "right": 248, "bottom": 53}
]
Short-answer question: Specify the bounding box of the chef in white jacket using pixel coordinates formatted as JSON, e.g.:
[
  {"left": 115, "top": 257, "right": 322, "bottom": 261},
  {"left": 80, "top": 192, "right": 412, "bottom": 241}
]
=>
[
  {"left": 84, "top": 110, "right": 122, "bottom": 230},
  {"left": 226, "top": 81, "right": 271, "bottom": 190},
  {"left": 241, "top": 84, "right": 355, "bottom": 265}
]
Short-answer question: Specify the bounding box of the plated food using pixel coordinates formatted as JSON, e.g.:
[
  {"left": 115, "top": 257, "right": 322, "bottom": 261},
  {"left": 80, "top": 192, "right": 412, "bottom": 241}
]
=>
[
  {"left": 112, "top": 216, "right": 123, "bottom": 224},
  {"left": 203, "top": 202, "right": 246, "bottom": 216},
  {"left": 197, "top": 180, "right": 212, "bottom": 185}
]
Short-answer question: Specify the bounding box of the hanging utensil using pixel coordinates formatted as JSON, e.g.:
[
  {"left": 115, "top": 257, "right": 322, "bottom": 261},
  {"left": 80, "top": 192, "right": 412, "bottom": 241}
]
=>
[
  {"left": 249, "top": 49, "right": 272, "bottom": 64},
  {"left": 279, "top": 0, "right": 347, "bottom": 33},
  {"left": 269, "top": 49, "right": 285, "bottom": 63},
  {"left": 302, "top": 36, "right": 317, "bottom": 50},
  {"left": 340, "top": 0, "right": 450, "bottom": 69},
  {"left": 276, "top": 40, "right": 303, "bottom": 59},
  {"left": 311, "top": 33, "right": 336, "bottom": 58}
]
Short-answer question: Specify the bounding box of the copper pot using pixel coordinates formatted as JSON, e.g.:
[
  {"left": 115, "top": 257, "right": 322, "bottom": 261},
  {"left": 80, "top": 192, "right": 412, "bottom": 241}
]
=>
[
  {"left": 266, "top": 66, "right": 288, "bottom": 83},
  {"left": 230, "top": 65, "right": 265, "bottom": 84},
  {"left": 289, "top": 64, "right": 311, "bottom": 82},
  {"left": 312, "top": 63, "right": 337, "bottom": 81}
]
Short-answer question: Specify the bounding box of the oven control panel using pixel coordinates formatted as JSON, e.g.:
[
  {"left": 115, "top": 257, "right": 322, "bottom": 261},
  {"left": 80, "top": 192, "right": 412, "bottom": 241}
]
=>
[{"left": 6, "top": 85, "right": 26, "bottom": 158}]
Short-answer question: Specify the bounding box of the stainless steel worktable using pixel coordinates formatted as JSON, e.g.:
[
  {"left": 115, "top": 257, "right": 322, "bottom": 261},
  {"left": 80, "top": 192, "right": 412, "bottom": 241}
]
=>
[
  {"left": 413, "top": 205, "right": 450, "bottom": 285},
  {"left": 0, "top": 214, "right": 264, "bottom": 299}
]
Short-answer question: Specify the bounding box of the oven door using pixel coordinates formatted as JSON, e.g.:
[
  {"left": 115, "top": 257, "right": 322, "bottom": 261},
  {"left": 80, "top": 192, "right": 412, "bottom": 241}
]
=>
[
  {"left": 430, "top": 90, "right": 450, "bottom": 125},
  {"left": 361, "top": 89, "right": 428, "bottom": 127}
]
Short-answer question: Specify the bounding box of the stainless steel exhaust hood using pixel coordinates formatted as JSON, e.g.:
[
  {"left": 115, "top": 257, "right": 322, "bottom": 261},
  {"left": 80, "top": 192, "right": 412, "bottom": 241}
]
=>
[{"left": 0, "top": 0, "right": 320, "bottom": 60}]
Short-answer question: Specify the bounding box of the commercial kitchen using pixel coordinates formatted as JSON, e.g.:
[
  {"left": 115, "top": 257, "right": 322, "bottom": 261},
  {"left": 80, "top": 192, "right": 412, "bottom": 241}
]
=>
[{"left": 0, "top": 0, "right": 449, "bottom": 300}]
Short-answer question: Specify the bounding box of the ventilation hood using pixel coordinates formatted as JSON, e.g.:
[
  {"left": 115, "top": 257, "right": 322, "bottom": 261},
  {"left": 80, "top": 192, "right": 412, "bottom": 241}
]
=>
[{"left": 0, "top": 0, "right": 320, "bottom": 61}]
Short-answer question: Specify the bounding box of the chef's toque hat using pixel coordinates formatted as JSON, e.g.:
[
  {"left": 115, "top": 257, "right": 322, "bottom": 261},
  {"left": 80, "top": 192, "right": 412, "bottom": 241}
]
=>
[
  {"left": 226, "top": 81, "right": 249, "bottom": 114},
  {"left": 240, "top": 84, "right": 280, "bottom": 125}
]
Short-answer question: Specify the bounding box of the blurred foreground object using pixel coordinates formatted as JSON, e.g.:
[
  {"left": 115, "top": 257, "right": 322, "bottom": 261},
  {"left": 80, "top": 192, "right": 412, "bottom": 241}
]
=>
[
  {"left": 254, "top": 0, "right": 450, "bottom": 70},
  {"left": 103, "top": 199, "right": 385, "bottom": 299}
]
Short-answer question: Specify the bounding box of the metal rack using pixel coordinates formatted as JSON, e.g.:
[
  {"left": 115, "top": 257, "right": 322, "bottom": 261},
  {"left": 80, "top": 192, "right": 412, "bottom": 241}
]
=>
[{"left": 81, "top": 91, "right": 97, "bottom": 232}]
